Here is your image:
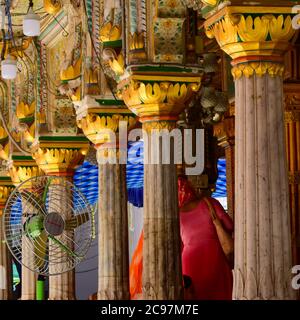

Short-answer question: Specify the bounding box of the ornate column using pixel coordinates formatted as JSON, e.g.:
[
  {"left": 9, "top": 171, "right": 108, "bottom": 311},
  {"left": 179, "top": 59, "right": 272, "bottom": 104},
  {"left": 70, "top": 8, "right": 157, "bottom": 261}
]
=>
[
  {"left": 204, "top": 3, "right": 297, "bottom": 299},
  {"left": 0, "top": 178, "right": 14, "bottom": 300},
  {"left": 284, "top": 83, "right": 300, "bottom": 274},
  {"left": 9, "top": 157, "right": 43, "bottom": 300},
  {"left": 119, "top": 73, "right": 201, "bottom": 299},
  {"left": 76, "top": 98, "right": 136, "bottom": 299},
  {"left": 213, "top": 110, "right": 235, "bottom": 219},
  {"left": 32, "top": 137, "right": 89, "bottom": 300}
]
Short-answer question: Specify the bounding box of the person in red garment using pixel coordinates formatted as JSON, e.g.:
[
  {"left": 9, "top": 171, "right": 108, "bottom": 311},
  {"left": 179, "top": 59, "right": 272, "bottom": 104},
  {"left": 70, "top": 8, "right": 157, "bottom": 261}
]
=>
[
  {"left": 178, "top": 176, "right": 233, "bottom": 300},
  {"left": 130, "top": 176, "right": 233, "bottom": 300}
]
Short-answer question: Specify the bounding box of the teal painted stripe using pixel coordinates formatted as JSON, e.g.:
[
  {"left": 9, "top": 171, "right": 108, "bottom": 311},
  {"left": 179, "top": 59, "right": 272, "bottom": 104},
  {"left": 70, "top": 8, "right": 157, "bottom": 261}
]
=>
[
  {"left": 11, "top": 82, "right": 16, "bottom": 112},
  {"left": 86, "top": 0, "right": 93, "bottom": 32},
  {"left": 39, "top": 10, "right": 66, "bottom": 40}
]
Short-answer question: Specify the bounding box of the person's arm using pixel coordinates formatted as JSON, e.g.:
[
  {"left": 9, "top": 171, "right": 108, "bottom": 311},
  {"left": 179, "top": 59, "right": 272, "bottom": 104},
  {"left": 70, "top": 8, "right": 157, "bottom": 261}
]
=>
[
  {"left": 210, "top": 198, "right": 234, "bottom": 234},
  {"left": 205, "top": 198, "right": 234, "bottom": 267}
]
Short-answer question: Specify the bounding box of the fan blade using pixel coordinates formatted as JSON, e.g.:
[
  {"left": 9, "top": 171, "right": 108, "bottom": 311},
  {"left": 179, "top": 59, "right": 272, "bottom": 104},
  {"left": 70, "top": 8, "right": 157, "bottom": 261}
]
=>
[
  {"left": 48, "top": 235, "right": 80, "bottom": 258},
  {"left": 33, "top": 230, "right": 48, "bottom": 270},
  {"left": 21, "top": 178, "right": 52, "bottom": 216},
  {"left": 65, "top": 212, "right": 89, "bottom": 230},
  {"left": 41, "top": 178, "right": 52, "bottom": 205},
  {"left": 21, "top": 190, "right": 47, "bottom": 215}
]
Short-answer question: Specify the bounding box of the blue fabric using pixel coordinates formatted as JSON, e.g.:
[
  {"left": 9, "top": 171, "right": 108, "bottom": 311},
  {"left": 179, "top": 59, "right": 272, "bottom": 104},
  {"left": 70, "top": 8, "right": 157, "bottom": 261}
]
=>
[
  {"left": 126, "top": 141, "right": 144, "bottom": 207},
  {"left": 73, "top": 141, "right": 144, "bottom": 207},
  {"left": 73, "top": 161, "right": 98, "bottom": 206},
  {"left": 212, "top": 158, "right": 227, "bottom": 198}
]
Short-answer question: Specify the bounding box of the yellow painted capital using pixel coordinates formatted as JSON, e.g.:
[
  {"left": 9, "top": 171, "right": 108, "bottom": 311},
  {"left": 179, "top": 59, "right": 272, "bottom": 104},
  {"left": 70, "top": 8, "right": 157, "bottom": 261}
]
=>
[
  {"left": 118, "top": 77, "right": 201, "bottom": 123},
  {"left": 9, "top": 165, "right": 43, "bottom": 188},
  {"left": 204, "top": 5, "right": 296, "bottom": 71},
  {"left": 60, "top": 56, "right": 82, "bottom": 82},
  {"left": 231, "top": 61, "right": 285, "bottom": 79},
  {"left": 0, "top": 186, "right": 14, "bottom": 210},
  {"left": 16, "top": 101, "right": 35, "bottom": 120},
  {"left": 77, "top": 113, "right": 137, "bottom": 146},
  {"left": 32, "top": 147, "right": 88, "bottom": 176},
  {"left": 142, "top": 120, "right": 177, "bottom": 133},
  {"left": 100, "top": 22, "right": 122, "bottom": 42},
  {"left": 7, "top": 157, "right": 43, "bottom": 188}
]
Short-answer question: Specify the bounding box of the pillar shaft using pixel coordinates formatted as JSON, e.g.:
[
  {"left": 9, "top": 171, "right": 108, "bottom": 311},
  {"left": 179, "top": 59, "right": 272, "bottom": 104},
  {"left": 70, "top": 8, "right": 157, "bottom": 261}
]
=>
[
  {"left": 234, "top": 71, "right": 294, "bottom": 299},
  {"left": 10, "top": 168, "right": 43, "bottom": 301},
  {"left": 224, "top": 144, "right": 235, "bottom": 219},
  {"left": 76, "top": 105, "right": 137, "bottom": 300},
  {"left": 142, "top": 125, "right": 183, "bottom": 299},
  {"left": 97, "top": 160, "right": 129, "bottom": 299},
  {"left": 32, "top": 143, "right": 89, "bottom": 300},
  {"left": 48, "top": 182, "right": 75, "bottom": 300},
  {"left": 284, "top": 84, "right": 300, "bottom": 299},
  {"left": 119, "top": 76, "right": 201, "bottom": 300},
  {"left": 204, "top": 5, "right": 297, "bottom": 299},
  {"left": 21, "top": 197, "right": 37, "bottom": 300},
  {"left": 0, "top": 208, "right": 13, "bottom": 300},
  {"left": 214, "top": 115, "right": 235, "bottom": 219}
]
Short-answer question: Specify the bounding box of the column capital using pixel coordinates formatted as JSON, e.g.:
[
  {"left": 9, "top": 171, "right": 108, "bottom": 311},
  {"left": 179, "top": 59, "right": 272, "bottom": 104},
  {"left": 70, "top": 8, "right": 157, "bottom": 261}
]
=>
[
  {"left": 8, "top": 156, "right": 44, "bottom": 188},
  {"left": 117, "top": 70, "right": 202, "bottom": 123},
  {"left": 0, "top": 177, "right": 14, "bottom": 211},
  {"left": 75, "top": 98, "right": 137, "bottom": 146},
  {"left": 31, "top": 136, "right": 89, "bottom": 176},
  {"left": 204, "top": 4, "right": 296, "bottom": 74},
  {"left": 213, "top": 116, "right": 235, "bottom": 148}
]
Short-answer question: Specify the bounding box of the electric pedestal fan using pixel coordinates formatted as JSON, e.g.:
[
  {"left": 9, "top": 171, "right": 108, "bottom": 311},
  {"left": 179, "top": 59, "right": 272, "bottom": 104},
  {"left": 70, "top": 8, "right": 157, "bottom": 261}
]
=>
[{"left": 3, "top": 175, "right": 95, "bottom": 276}]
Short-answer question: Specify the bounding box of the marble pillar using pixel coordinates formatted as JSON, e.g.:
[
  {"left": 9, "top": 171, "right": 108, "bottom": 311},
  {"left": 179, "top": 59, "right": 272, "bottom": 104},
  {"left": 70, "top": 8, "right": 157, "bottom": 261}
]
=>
[
  {"left": 204, "top": 5, "right": 297, "bottom": 300},
  {"left": 120, "top": 78, "right": 201, "bottom": 300},
  {"left": 21, "top": 196, "right": 37, "bottom": 300},
  {"left": 233, "top": 70, "right": 295, "bottom": 299},
  {"left": 76, "top": 104, "right": 136, "bottom": 300},
  {"left": 284, "top": 83, "right": 300, "bottom": 269},
  {"left": 0, "top": 208, "right": 13, "bottom": 300},
  {"left": 142, "top": 123, "right": 183, "bottom": 299},
  {"left": 32, "top": 144, "right": 89, "bottom": 300},
  {"left": 97, "top": 152, "right": 130, "bottom": 300},
  {"left": 48, "top": 181, "right": 76, "bottom": 300}
]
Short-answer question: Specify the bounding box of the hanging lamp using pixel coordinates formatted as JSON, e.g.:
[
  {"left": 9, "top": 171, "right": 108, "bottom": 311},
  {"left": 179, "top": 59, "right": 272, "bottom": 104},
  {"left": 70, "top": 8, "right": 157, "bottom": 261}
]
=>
[
  {"left": 23, "top": 1, "right": 40, "bottom": 37},
  {"left": 1, "top": 54, "right": 17, "bottom": 80}
]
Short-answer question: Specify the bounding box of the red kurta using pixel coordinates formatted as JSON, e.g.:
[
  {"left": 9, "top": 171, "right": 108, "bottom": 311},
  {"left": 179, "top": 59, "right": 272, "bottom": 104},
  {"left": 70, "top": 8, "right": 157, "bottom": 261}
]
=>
[{"left": 180, "top": 198, "right": 233, "bottom": 300}]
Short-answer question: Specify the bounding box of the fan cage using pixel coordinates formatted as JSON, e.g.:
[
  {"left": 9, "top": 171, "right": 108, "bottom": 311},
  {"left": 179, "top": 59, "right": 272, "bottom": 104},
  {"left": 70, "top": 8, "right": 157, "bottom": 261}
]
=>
[{"left": 3, "top": 175, "right": 94, "bottom": 276}]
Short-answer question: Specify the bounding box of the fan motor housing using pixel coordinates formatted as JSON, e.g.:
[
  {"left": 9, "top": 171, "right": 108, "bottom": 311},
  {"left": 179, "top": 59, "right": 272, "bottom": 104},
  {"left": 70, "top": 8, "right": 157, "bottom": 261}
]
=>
[{"left": 44, "top": 212, "right": 65, "bottom": 236}]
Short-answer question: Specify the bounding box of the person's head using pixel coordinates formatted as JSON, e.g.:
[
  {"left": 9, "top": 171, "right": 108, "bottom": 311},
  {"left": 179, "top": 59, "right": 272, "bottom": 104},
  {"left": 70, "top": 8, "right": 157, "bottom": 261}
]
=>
[{"left": 178, "top": 175, "right": 198, "bottom": 209}]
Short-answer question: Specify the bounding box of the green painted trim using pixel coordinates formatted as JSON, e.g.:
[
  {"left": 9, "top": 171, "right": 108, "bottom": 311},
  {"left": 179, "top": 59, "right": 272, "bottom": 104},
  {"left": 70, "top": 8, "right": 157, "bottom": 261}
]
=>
[
  {"left": 96, "top": 99, "right": 124, "bottom": 106},
  {"left": 0, "top": 177, "right": 12, "bottom": 181},
  {"left": 129, "top": 65, "right": 196, "bottom": 73},
  {"left": 39, "top": 136, "right": 88, "bottom": 142},
  {"left": 102, "top": 40, "right": 122, "bottom": 48},
  {"left": 19, "top": 116, "right": 34, "bottom": 124},
  {"left": 12, "top": 155, "right": 33, "bottom": 161},
  {"left": 95, "top": 113, "right": 136, "bottom": 117}
]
